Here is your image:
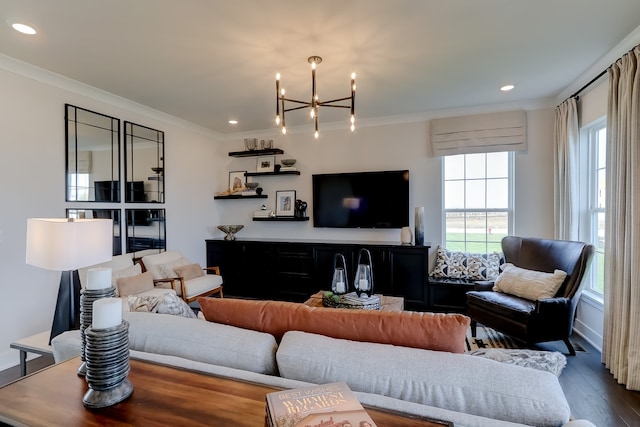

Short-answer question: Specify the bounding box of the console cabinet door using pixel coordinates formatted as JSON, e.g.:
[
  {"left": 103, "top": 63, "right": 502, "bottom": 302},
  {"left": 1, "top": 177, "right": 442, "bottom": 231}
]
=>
[
  {"left": 388, "top": 247, "right": 429, "bottom": 310},
  {"left": 206, "top": 241, "right": 246, "bottom": 296}
]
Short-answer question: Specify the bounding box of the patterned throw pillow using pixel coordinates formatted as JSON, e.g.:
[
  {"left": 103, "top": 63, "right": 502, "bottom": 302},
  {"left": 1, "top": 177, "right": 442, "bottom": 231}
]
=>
[
  {"left": 431, "top": 246, "right": 503, "bottom": 280},
  {"left": 127, "top": 292, "right": 197, "bottom": 319}
]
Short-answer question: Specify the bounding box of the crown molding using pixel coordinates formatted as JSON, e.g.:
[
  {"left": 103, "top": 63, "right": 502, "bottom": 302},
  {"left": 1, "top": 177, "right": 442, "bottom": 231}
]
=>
[
  {"left": 0, "top": 53, "right": 222, "bottom": 140},
  {"left": 556, "top": 24, "right": 640, "bottom": 104}
]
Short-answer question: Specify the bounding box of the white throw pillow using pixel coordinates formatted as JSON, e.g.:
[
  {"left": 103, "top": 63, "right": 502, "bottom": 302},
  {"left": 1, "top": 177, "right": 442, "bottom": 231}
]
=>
[
  {"left": 158, "top": 257, "right": 190, "bottom": 279},
  {"left": 111, "top": 263, "right": 143, "bottom": 295},
  {"left": 493, "top": 263, "right": 567, "bottom": 300}
]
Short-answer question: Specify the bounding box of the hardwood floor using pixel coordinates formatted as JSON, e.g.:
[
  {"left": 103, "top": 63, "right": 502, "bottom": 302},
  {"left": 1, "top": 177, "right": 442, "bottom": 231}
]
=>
[{"left": 1, "top": 336, "right": 639, "bottom": 426}]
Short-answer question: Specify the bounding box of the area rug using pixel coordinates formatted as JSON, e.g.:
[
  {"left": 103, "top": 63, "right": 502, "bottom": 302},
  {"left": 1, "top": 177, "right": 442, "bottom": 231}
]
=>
[{"left": 465, "top": 326, "right": 568, "bottom": 376}]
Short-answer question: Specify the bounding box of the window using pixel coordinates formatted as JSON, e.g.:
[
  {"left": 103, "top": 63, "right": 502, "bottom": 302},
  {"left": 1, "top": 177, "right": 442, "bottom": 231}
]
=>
[
  {"left": 68, "top": 173, "right": 90, "bottom": 201},
  {"left": 442, "top": 152, "right": 513, "bottom": 253},
  {"left": 580, "top": 119, "right": 606, "bottom": 296}
]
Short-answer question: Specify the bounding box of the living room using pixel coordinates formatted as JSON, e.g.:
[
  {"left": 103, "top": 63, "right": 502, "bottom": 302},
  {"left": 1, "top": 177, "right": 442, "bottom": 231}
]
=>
[{"left": 1, "top": 1, "right": 640, "bottom": 424}]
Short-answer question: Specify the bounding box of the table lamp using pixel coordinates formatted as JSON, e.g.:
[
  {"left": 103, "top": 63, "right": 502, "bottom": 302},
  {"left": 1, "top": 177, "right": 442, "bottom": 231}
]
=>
[{"left": 26, "top": 218, "right": 113, "bottom": 343}]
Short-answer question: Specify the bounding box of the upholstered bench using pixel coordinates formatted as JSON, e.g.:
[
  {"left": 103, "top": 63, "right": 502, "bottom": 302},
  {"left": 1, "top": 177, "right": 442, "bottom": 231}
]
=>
[{"left": 428, "top": 246, "right": 503, "bottom": 312}]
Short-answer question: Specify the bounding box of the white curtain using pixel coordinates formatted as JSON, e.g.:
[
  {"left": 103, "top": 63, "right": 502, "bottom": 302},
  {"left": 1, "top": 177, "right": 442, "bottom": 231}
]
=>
[
  {"left": 602, "top": 45, "right": 640, "bottom": 390},
  {"left": 553, "top": 98, "right": 580, "bottom": 241}
]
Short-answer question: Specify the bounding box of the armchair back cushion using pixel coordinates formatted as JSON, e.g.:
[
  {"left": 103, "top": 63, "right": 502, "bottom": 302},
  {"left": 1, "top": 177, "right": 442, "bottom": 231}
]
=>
[
  {"left": 141, "top": 251, "right": 189, "bottom": 280},
  {"left": 198, "top": 297, "right": 469, "bottom": 353}
]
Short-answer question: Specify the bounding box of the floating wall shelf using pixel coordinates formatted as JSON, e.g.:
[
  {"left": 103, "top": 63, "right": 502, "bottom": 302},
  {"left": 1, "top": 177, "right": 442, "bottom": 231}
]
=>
[{"left": 228, "top": 149, "right": 284, "bottom": 158}]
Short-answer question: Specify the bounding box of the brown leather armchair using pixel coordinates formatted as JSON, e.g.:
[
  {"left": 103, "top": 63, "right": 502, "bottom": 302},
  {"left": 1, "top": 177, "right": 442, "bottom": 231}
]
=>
[{"left": 466, "top": 236, "right": 594, "bottom": 355}]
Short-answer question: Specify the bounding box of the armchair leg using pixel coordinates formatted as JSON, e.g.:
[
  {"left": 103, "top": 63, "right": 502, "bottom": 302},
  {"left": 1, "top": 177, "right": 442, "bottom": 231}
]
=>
[
  {"left": 564, "top": 338, "right": 576, "bottom": 356},
  {"left": 470, "top": 320, "right": 477, "bottom": 338}
]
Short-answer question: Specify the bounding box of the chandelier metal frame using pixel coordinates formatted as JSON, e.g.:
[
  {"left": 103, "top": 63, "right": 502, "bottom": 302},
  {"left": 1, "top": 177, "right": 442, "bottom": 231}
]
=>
[{"left": 275, "top": 56, "right": 355, "bottom": 138}]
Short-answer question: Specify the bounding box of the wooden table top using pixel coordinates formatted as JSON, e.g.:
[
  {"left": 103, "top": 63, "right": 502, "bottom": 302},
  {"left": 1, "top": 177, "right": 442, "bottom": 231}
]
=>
[{"left": 0, "top": 357, "right": 450, "bottom": 426}]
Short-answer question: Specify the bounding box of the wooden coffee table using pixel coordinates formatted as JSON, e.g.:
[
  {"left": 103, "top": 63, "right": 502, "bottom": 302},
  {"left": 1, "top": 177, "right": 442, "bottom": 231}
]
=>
[
  {"left": 0, "top": 357, "right": 451, "bottom": 426},
  {"left": 305, "top": 291, "right": 405, "bottom": 311}
]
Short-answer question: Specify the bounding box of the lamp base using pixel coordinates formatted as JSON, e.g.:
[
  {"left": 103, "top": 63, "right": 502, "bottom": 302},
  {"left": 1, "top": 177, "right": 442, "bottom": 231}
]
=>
[{"left": 49, "top": 270, "right": 81, "bottom": 344}]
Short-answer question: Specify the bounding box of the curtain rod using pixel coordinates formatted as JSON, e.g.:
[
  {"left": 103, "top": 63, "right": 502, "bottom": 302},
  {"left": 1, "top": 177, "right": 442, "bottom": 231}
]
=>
[{"left": 570, "top": 68, "right": 608, "bottom": 100}]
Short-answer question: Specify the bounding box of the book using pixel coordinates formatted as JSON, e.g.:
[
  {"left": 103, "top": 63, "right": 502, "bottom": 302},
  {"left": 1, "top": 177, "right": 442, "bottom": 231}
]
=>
[{"left": 265, "top": 382, "right": 376, "bottom": 427}]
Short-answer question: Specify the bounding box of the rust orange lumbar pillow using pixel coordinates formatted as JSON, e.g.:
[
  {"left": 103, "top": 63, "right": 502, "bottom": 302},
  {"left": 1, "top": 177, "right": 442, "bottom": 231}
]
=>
[{"left": 197, "top": 297, "right": 470, "bottom": 353}]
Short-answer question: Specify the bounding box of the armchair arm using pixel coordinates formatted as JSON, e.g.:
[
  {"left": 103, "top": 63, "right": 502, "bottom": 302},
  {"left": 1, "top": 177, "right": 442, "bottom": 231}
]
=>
[
  {"left": 473, "top": 280, "right": 494, "bottom": 291},
  {"left": 204, "top": 266, "right": 221, "bottom": 275},
  {"left": 535, "top": 297, "right": 571, "bottom": 315},
  {"left": 153, "top": 277, "right": 183, "bottom": 292}
]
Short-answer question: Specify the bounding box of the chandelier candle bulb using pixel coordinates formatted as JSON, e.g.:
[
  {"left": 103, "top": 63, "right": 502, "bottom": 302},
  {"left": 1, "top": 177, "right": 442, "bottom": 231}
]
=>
[
  {"left": 86, "top": 268, "right": 112, "bottom": 290},
  {"left": 92, "top": 298, "right": 122, "bottom": 330}
]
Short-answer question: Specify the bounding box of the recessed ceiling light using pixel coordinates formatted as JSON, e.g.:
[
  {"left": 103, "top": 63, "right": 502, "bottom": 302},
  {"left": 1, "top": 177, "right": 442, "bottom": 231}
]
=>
[
  {"left": 228, "top": 120, "right": 238, "bottom": 125},
  {"left": 11, "top": 23, "right": 37, "bottom": 35},
  {"left": 500, "top": 84, "right": 515, "bottom": 92}
]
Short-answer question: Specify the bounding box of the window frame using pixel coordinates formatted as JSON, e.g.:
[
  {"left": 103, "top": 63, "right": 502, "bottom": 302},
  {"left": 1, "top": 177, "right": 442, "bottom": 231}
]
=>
[
  {"left": 441, "top": 151, "right": 514, "bottom": 254},
  {"left": 578, "top": 117, "right": 606, "bottom": 301}
]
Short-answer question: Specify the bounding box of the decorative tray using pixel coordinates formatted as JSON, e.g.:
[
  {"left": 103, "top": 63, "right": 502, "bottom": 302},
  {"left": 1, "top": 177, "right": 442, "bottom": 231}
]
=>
[{"left": 322, "top": 291, "right": 381, "bottom": 310}]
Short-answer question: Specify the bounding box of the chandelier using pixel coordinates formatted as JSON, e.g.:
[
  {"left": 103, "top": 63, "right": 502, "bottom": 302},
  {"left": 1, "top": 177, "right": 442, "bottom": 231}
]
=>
[{"left": 275, "top": 56, "right": 356, "bottom": 139}]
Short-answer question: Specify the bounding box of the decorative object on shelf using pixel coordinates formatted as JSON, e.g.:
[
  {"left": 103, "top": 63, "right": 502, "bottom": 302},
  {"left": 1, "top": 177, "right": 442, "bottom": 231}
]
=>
[
  {"left": 228, "top": 170, "right": 246, "bottom": 191},
  {"left": 294, "top": 199, "right": 308, "bottom": 218},
  {"left": 245, "top": 182, "right": 259, "bottom": 189},
  {"left": 331, "top": 253, "right": 349, "bottom": 295},
  {"left": 322, "top": 290, "right": 381, "bottom": 310},
  {"left": 217, "top": 225, "right": 244, "bottom": 240},
  {"left": 260, "top": 139, "right": 273, "bottom": 150},
  {"left": 78, "top": 268, "right": 116, "bottom": 377},
  {"left": 415, "top": 206, "right": 425, "bottom": 246},
  {"left": 253, "top": 205, "right": 274, "bottom": 219},
  {"left": 275, "top": 56, "right": 356, "bottom": 139},
  {"left": 82, "top": 298, "right": 133, "bottom": 409},
  {"left": 275, "top": 190, "right": 296, "bottom": 217},
  {"left": 256, "top": 155, "right": 275, "bottom": 173},
  {"left": 256, "top": 187, "right": 263, "bottom": 195},
  {"left": 244, "top": 138, "right": 258, "bottom": 150},
  {"left": 354, "top": 248, "right": 374, "bottom": 297},
  {"left": 25, "top": 218, "right": 113, "bottom": 344},
  {"left": 400, "top": 226, "right": 413, "bottom": 245},
  {"left": 280, "top": 158, "right": 297, "bottom": 172}
]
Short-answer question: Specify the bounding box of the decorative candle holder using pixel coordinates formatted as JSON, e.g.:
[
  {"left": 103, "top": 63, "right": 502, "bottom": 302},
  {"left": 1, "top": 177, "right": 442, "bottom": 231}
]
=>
[
  {"left": 331, "top": 253, "right": 349, "bottom": 295},
  {"left": 82, "top": 320, "right": 133, "bottom": 409},
  {"left": 78, "top": 286, "right": 116, "bottom": 376},
  {"left": 354, "top": 248, "right": 374, "bottom": 297}
]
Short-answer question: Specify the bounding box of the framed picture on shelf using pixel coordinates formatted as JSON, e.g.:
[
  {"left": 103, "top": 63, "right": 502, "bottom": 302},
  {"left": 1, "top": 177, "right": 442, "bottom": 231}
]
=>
[
  {"left": 256, "top": 156, "right": 275, "bottom": 173},
  {"left": 228, "top": 171, "right": 246, "bottom": 191},
  {"left": 275, "top": 190, "right": 296, "bottom": 217}
]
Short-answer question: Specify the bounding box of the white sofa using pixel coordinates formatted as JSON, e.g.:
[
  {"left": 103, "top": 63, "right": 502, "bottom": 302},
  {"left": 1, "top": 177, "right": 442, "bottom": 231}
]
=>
[{"left": 52, "top": 311, "right": 595, "bottom": 427}]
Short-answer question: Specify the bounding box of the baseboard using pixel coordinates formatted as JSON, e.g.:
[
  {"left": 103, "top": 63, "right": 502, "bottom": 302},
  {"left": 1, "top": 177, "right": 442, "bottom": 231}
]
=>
[{"left": 573, "top": 319, "right": 603, "bottom": 352}]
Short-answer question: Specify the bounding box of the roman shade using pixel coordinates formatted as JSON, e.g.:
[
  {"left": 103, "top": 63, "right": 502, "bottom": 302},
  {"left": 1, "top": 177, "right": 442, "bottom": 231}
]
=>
[{"left": 430, "top": 110, "right": 527, "bottom": 156}]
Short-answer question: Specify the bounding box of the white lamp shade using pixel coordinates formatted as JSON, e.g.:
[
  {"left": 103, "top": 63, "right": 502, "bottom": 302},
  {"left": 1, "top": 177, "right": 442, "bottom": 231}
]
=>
[{"left": 26, "top": 218, "right": 113, "bottom": 271}]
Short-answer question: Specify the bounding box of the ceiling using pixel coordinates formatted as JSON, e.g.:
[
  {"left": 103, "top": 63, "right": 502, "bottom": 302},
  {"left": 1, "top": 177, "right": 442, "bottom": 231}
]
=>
[{"left": 2, "top": 0, "right": 640, "bottom": 135}]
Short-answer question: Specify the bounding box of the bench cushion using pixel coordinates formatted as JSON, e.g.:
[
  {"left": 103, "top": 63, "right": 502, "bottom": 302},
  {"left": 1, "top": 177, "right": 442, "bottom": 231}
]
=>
[{"left": 198, "top": 298, "right": 469, "bottom": 353}]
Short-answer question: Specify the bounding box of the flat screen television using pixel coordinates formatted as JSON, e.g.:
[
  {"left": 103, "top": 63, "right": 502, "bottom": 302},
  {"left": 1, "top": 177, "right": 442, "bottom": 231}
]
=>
[{"left": 312, "top": 170, "right": 409, "bottom": 228}]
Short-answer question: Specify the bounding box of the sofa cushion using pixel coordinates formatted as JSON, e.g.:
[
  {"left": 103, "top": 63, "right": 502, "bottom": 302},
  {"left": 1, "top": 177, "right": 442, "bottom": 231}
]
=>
[
  {"left": 198, "top": 298, "right": 469, "bottom": 353},
  {"left": 173, "top": 263, "right": 205, "bottom": 280},
  {"left": 123, "top": 311, "right": 278, "bottom": 375},
  {"left": 493, "top": 263, "right": 567, "bottom": 300},
  {"left": 431, "top": 246, "right": 503, "bottom": 280},
  {"left": 116, "top": 271, "right": 155, "bottom": 297},
  {"left": 276, "top": 330, "right": 571, "bottom": 427}
]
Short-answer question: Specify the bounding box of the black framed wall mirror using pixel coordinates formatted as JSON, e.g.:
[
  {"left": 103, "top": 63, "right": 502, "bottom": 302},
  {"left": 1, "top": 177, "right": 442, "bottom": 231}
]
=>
[
  {"left": 65, "top": 104, "right": 121, "bottom": 202},
  {"left": 124, "top": 122, "right": 165, "bottom": 203},
  {"left": 125, "top": 208, "right": 166, "bottom": 253}
]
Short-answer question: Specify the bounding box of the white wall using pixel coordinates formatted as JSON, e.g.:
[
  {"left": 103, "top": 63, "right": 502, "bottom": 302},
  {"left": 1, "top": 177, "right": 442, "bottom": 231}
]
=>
[
  {"left": 0, "top": 58, "right": 220, "bottom": 371},
  {"left": 0, "top": 55, "right": 557, "bottom": 371}
]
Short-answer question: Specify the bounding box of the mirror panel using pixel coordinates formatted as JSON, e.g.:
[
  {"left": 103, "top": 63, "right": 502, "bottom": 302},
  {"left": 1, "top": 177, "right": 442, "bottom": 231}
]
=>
[
  {"left": 125, "top": 209, "right": 166, "bottom": 253},
  {"left": 66, "top": 104, "right": 120, "bottom": 202},
  {"left": 124, "top": 122, "right": 164, "bottom": 203},
  {"left": 66, "top": 208, "right": 122, "bottom": 256}
]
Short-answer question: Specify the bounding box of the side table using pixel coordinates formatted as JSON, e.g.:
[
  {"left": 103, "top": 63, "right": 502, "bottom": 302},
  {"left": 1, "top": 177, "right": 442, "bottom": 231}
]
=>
[{"left": 10, "top": 330, "right": 53, "bottom": 377}]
